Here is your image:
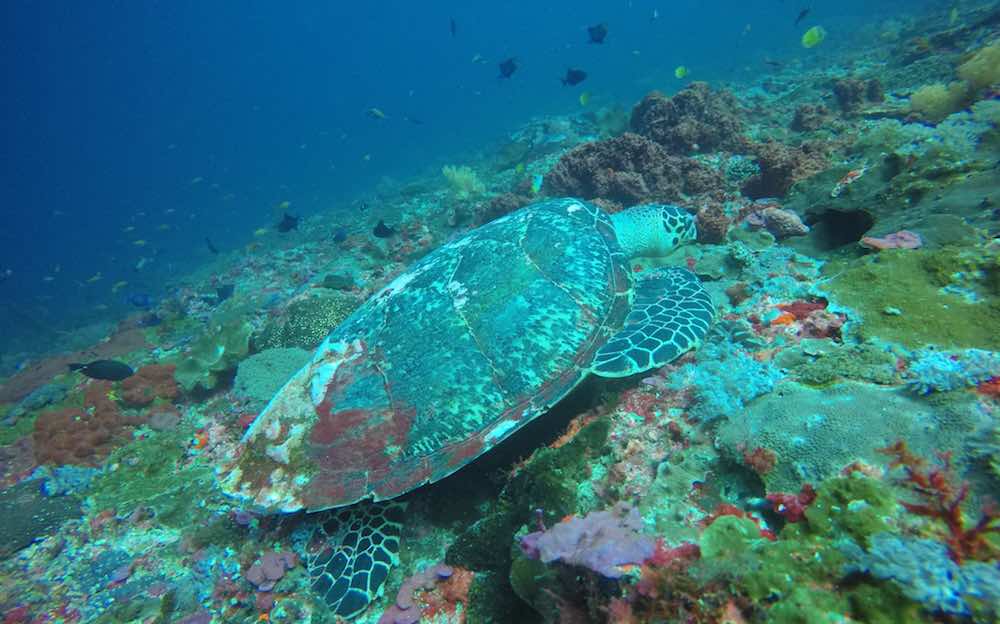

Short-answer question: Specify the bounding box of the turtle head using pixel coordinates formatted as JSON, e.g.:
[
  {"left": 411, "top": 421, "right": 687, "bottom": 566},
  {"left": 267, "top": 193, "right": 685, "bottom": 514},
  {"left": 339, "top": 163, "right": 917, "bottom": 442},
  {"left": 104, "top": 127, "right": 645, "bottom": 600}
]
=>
[{"left": 611, "top": 203, "right": 696, "bottom": 259}]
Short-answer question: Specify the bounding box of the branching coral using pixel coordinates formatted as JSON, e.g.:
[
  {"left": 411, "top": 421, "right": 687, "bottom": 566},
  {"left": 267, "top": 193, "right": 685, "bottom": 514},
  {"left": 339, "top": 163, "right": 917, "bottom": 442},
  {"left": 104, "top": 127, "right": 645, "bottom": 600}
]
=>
[{"left": 879, "top": 440, "right": 999, "bottom": 563}]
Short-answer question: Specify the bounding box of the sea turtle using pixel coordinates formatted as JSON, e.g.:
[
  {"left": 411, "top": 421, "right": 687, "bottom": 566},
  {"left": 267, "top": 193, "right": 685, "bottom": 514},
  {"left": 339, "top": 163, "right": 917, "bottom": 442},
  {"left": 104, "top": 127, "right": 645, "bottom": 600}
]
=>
[{"left": 219, "top": 197, "right": 714, "bottom": 618}]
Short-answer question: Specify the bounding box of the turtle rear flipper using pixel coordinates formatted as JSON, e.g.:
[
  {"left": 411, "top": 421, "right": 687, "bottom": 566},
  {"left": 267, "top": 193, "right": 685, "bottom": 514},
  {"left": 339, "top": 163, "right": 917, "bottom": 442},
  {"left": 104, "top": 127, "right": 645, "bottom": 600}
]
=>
[
  {"left": 591, "top": 267, "right": 713, "bottom": 378},
  {"left": 303, "top": 501, "right": 405, "bottom": 618}
]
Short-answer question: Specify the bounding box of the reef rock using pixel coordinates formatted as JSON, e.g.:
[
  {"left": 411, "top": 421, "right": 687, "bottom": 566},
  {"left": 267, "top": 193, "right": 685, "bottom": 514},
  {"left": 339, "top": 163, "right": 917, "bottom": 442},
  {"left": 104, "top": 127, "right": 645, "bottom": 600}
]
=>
[{"left": 630, "top": 82, "right": 747, "bottom": 154}]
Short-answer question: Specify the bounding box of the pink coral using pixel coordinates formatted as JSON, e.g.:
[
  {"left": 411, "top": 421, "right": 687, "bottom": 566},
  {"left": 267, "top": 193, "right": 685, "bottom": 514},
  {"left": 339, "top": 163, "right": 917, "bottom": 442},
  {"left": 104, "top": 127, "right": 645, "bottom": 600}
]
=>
[{"left": 859, "top": 230, "right": 922, "bottom": 251}]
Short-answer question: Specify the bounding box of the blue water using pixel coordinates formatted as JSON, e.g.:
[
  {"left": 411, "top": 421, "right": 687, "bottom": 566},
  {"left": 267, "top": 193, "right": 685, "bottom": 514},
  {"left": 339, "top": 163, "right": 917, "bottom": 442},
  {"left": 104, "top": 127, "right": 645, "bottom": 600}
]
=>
[{"left": 0, "top": 0, "right": 932, "bottom": 358}]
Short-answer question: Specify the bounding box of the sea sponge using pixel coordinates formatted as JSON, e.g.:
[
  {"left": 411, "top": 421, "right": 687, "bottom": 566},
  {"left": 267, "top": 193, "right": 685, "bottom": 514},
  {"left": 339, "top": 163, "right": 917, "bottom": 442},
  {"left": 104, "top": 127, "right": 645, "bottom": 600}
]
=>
[
  {"left": 957, "top": 40, "right": 1000, "bottom": 91},
  {"left": 909, "top": 82, "right": 971, "bottom": 122},
  {"left": 442, "top": 165, "right": 485, "bottom": 199}
]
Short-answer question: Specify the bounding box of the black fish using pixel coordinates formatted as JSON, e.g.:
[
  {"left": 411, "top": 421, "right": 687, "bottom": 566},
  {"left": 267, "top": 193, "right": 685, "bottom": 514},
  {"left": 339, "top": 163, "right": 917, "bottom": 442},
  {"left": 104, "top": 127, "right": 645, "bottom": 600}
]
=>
[
  {"left": 450, "top": 17, "right": 457, "bottom": 37},
  {"left": 205, "top": 237, "right": 219, "bottom": 254},
  {"left": 763, "top": 59, "right": 784, "bottom": 68},
  {"left": 587, "top": 23, "right": 608, "bottom": 44},
  {"left": 277, "top": 213, "right": 299, "bottom": 233},
  {"left": 216, "top": 283, "right": 235, "bottom": 303},
  {"left": 499, "top": 57, "right": 518, "bottom": 78},
  {"left": 562, "top": 68, "right": 587, "bottom": 86},
  {"left": 794, "top": 8, "right": 810, "bottom": 25},
  {"left": 373, "top": 219, "right": 395, "bottom": 238},
  {"left": 68, "top": 360, "right": 134, "bottom": 381}
]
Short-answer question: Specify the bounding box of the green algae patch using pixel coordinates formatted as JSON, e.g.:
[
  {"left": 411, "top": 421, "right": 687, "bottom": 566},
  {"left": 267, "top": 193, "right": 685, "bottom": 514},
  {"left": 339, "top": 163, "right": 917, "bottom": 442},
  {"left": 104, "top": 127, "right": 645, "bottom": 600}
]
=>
[
  {"left": 87, "top": 433, "right": 216, "bottom": 528},
  {"left": 824, "top": 249, "right": 1000, "bottom": 349},
  {"left": 796, "top": 475, "right": 896, "bottom": 546}
]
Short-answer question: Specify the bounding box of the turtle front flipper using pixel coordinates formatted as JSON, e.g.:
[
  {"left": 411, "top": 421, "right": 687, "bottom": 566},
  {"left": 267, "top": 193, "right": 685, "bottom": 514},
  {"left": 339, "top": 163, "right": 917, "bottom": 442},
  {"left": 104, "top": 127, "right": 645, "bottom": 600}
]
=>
[
  {"left": 301, "top": 501, "right": 405, "bottom": 619},
  {"left": 591, "top": 267, "right": 714, "bottom": 378}
]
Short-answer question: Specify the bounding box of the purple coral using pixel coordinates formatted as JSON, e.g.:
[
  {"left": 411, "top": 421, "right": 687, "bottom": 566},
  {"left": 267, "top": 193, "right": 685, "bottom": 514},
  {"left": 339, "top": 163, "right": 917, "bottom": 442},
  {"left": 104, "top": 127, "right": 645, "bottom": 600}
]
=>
[
  {"left": 519, "top": 503, "right": 656, "bottom": 578},
  {"left": 244, "top": 550, "right": 298, "bottom": 591},
  {"left": 378, "top": 563, "right": 453, "bottom": 624}
]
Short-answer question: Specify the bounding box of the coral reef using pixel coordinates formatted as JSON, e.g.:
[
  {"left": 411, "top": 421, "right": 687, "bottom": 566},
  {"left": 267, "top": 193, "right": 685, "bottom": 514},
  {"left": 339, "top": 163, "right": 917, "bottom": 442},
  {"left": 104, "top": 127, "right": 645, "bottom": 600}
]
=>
[
  {"left": 790, "top": 103, "right": 830, "bottom": 131},
  {"left": 33, "top": 381, "right": 142, "bottom": 466},
  {"left": 252, "top": 290, "right": 359, "bottom": 351},
  {"left": 173, "top": 318, "right": 253, "bottom": 393},
  {"left": 832, "top": 78, "right": 884, "bottom": 113},
  {"left": 120, "top": 364, "right": 179, "bottom": 407},
  {"left": 630, "top": 83, "right": 746, "bottom": 153},
  {"left": 542, "top": 133, "right": 722, "bottom": 208},
  {"left": 442, "top": 165, "right": 486, "bottom": 199},
  {"left": 232, "top": 347, "right": 310, "bottom": 405},
  {"left": 741, "top": 139, "right": 828, "bottom": 198}
]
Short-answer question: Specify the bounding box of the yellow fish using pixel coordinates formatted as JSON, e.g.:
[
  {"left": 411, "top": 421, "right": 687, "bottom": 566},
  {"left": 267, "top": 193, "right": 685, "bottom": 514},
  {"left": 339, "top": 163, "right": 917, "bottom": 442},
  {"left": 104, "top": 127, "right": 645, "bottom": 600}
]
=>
[
  {"left": 514, "top": 163, "right": 525, "bottom": 174},
  {"left": 157, "top": 224, "right": 170, "bottom": 231},
  {"left": 366, "top": 107, "right": 387, "bottom": 120},
  {"left": 579, "top": 91, "right": 592, "bottom": 106},
  {"left": 254, "top": 227, "right": 269, "bottom": 237},
  {"left": 86, "top": 272, "right": 103, "bottom": 283},
  {"left": 132, "top": 239, "right": 147, "bottom": 246},
  {"left": 801, "top": 26, "right": 827, "bottom": 48},
  {"left": 111, "top": 280, "right": 128, "bottom": 293},
  {"left": 674, "top": 65, "right": 689, "bottom": 79},
  {"left": 279, "top": 200, "right": 290, "bottom": 210}
]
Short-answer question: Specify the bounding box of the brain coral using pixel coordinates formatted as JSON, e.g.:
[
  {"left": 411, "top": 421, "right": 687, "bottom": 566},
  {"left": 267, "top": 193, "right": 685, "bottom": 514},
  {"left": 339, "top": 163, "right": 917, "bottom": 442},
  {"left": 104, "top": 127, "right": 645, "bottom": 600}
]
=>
[{"left": 715, "top": 380, "right": 976, "bottom": 493}]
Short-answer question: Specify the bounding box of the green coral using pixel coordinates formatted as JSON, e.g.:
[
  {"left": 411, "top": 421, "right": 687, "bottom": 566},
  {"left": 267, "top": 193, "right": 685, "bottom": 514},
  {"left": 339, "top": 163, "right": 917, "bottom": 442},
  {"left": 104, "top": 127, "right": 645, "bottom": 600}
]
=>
[
  {"left": 253, "top": 291, "right": 360, "bottom": 350},
  {"left": 824, "top": 249, "right": 1000, "bottom": 349},
  {"left": 695, "top": 475, "right": 920, "bottom": 623},
  {"left": 173, "top": 317, "right": 252, "bottom": 392}
]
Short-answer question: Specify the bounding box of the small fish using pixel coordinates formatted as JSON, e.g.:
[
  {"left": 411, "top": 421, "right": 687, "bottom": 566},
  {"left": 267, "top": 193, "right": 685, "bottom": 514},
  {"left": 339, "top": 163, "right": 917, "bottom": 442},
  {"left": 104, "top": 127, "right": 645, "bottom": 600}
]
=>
[
  {"left": 277, "top": 213, "right": 299, "bottom": 233},
  {"left": 579, "top": 91, "right": 592, "bottom": 106},
  {"left": 561, "top": 68, "right": 587, "bottom": 86},
  {"left": 111, "top": 280, "right": 128, "bottom": 293},
  {"left": 362, "top": 154, "right": 372, "bottom": 161},
  {"left": 674, "top": 65, "right": 689, "bottom": 79},
  {"left": 278, "top": 200, "right": 291, "bottom": 210},
  {"left": 587, "top": 23, "right": 608, "bottom": 44},
  {"left": 499, "top": 57, "right": 518, "bottom": 78},
  {"left": 253, "top": 227, "right": 269, "bottom": 237},
  {"left": 69, "top": 360, "right": 134, "bottom": 381},
  {"left": 332, "top": 226, "right": 348, "bottom": 243},
  {"left": 42, "top": 275, "right": 55, "bottom": 282},
  {"left": 801, "top": 25, "right": 826, "bottom": 48},
  {"left": 949, "top": 6, "right": 958, "bottom": 25},
  {"left": 471, "top": 53, "right": 488, "bottom": 64},
  {"left": 86, "top": 272, "right": 103, "bottom": 283},
  {"left": 373, "top": 219, "right": 395, "bottom": 238},
  {"left": 132, "top": 239, "right": 147, "bottom": 246},
  {"left": 651, "top": 8, "right": 659, "bottom": 21},
  {"left": 514, "top": 163, "right": 526, "bottom": 174},
  {"left": 122, "top": 225, "right": 136, "bottom": 233},
  {"left": 190, "top": 176, "right": 204, "bottom": 185},
  {"left": 794, "top": 8, "right": 810, "bottom": 25},
  {"left": 763, "top": 59, "right": 784, "bottom": 68},
  {"left": 530, "top": 174, "right": 544, "bottom": 195},
  {"left": 157, "top": 224, "right": 170, "bottom": 231},
  {"left": 403, "top": 115, "right": 425, "bottom": 125},
  {"left": 205, "top": 237, "right": 219, "bottom": 254},
  {"left": 450, "top": 17, "right": 457, "bottom": 37},
  {"left": 366, "top": 107, "right": 387, "bottom": 120},
  {"left": 136, "top": 257, "right": 150, "bottom": 270}
]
